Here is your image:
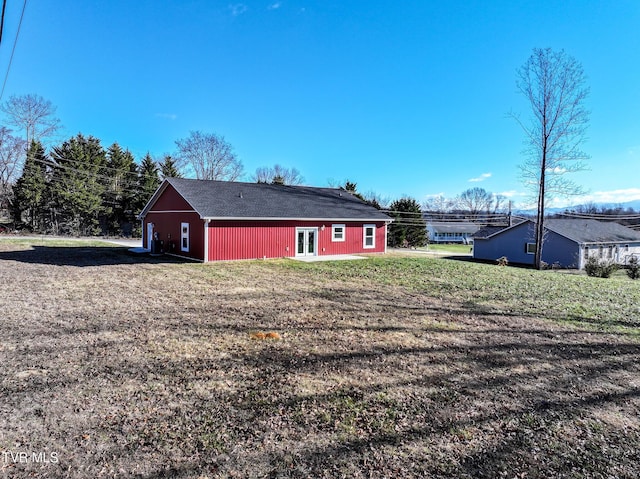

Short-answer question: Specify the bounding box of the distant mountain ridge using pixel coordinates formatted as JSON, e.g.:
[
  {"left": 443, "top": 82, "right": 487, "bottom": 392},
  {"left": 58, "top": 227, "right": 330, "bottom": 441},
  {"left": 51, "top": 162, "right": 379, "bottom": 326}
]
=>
[{"left": 516, "top": 199, "right": 640, "bottom": 216}]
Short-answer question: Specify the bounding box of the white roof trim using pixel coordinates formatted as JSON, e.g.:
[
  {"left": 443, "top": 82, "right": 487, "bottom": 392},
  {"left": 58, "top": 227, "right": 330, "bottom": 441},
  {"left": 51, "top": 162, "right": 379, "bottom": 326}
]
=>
[{"left": 202, "top": 216, "right": 393, "bottom": 222}]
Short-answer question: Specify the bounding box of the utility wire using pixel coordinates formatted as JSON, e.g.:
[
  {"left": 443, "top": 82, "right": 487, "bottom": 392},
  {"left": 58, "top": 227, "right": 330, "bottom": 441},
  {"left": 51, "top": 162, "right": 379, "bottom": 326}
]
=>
[
  {"left": 0, "top": 0, "right": 28, "bottom": 102},
  {"left": 0, "top": 0, "right": 8, "bottom": 46}
]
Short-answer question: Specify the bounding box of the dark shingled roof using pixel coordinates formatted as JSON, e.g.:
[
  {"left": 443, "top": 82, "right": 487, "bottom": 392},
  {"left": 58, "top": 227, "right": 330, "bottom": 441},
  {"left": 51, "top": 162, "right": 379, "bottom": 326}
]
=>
[
  {"left": 545, "top": 218, "right": 640, "bottom": 243},
  {"left": 143, "top": 178, "right": 391, "bottom": 221},
  {"left": 473, "top": 225, "right": 510, "bottom": 239},
  {"left": 474, "top": 218, "right": 640, "bottom": 244},
  {"left": 428, "top": 222, "right": 482, "bottom": 234},
  {"left": 473, "top": 218, "right": 526, "bottom": 238}
]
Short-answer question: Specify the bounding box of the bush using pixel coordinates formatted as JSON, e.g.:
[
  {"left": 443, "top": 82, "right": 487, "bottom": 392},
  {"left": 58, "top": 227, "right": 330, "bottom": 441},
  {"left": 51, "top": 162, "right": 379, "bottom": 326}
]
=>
[
  {"left": 496, "top": 256, "right": 508, "bottom": 266},
  {"left": 584, "top": 256, "right": 618, "bottom": 278},
  {"left": 626, "top": 256, "right": 640, "bottom": 280}
]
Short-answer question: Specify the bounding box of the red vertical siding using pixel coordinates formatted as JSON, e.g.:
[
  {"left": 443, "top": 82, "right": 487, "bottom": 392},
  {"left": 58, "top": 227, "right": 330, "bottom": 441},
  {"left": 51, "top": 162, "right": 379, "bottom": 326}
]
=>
[
  {"left": 150, "top": 184, "right": 193, "bottom": 210},
  {"left": 144, "top": 212, "right": 205, "bottom": 261},
  {"left": 208, "top": 220, "right": 387, "bottom": 261}
]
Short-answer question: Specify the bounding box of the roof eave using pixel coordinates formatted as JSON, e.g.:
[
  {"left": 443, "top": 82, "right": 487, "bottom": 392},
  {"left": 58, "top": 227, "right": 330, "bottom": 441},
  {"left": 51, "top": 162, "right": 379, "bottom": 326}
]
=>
[
  {"left": 138, "top": 178, "right": 203, "bottom": 220},
  {"left": 202, "top": 216, "right": 392, "bottom": 222}
]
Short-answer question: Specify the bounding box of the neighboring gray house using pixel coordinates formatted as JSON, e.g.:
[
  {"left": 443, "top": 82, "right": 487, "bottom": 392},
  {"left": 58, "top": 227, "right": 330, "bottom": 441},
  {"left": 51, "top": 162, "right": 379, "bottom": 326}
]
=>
[
  {"left": 426, "top": 222, "right": 481, "bottom": 244},
  {"left": 473, "top": 218, "right": 640, "bottom": 269}
]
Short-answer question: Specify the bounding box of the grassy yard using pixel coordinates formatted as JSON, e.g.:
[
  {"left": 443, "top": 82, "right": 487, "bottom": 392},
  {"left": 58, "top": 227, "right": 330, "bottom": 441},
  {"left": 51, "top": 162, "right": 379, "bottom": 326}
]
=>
[
  {"left": 422, "top": 243, "right": 473, "bottom": 254},
  {"left": 1, "top": 240, "right": 639, "bottom": 478}
]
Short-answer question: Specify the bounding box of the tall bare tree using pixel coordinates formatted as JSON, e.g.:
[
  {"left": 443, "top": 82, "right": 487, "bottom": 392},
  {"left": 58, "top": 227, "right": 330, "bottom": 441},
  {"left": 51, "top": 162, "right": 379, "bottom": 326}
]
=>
[
  {"left": 512, "top": 48, "right": 590, "bottom": 269},
  {"left": 0, "top": 94, "right": 61, "bottom": 147},
  {"left": 175, "top": 131, "right": 243, "bottom": 181},
  {"left": 253, "top": 164, "right": 304, "bottom": 185},
  {"left": 456, "top": 187, "right": 507, "bottom": 217},
  {"left": 457, "top": 187, "right": 493, "bottom": 217},
  {"left": 0, "top": 127, "right": 25, "bottom": 217}
]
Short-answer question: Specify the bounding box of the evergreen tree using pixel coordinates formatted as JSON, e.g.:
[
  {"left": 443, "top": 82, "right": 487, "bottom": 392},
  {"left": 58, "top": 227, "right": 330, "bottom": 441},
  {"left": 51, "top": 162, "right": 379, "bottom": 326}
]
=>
[
  {"left": 387, "top": 197, "right": 427, "bottom": 247},
  {"left": 103, "top": 143, "right": 138, "bottom": 235},
  {"left": 339, "top": 180, "right": 383, "bottom": 209},
  {"left": 49, "top": 134, "right": 107, "bottom": 235},
  {"left": 12, "top": 140, "right": 48, "bottom": 231},
  {"left": 159, "top": 155, "right": 182, "bottom": 179},
  {"left": 136, "top": 153, "right": 160, "bottom": 213}
]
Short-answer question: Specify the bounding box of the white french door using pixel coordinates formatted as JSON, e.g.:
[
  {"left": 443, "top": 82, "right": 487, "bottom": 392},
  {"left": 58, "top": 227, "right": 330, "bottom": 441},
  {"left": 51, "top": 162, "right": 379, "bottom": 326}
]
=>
[{"left": 296, "top": 228, "right": 317, "bottom": 257}]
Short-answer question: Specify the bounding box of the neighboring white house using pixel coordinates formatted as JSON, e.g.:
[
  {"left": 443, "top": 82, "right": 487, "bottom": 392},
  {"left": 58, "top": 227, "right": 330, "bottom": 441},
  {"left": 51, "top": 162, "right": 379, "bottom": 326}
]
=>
[{"left": 426, "top": 222, "right": 481, "bottom": 244}]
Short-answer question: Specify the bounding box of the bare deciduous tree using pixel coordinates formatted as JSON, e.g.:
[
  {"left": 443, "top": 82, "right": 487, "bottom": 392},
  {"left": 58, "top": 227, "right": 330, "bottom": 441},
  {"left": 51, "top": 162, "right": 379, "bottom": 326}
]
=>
[
  {"left": 0, "top": 94, "right": 61, "bottom": 147},
  {"left": 175, "top": 131, "right": 243, "bottom": 181},
  {"left": 253, "top": 164, "right": 304, "bottom": 185},
  {"left": 457, "top": 187, "right": 494, "bottom": 217},
  {"left": 423, "top": 195, "right": 456, "bottom": 218},
  {"left": 0, "top": 127, "right": 25, "bottom": 216},
  {"left": 511, "top": 48, "right": 590, "bottom": 269}
]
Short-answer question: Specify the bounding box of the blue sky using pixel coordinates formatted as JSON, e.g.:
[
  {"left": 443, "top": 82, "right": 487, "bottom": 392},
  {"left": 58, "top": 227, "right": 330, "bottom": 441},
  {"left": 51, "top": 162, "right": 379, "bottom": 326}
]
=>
[{"left": 1, "top": 0, "right": 638, "bottom": 208}]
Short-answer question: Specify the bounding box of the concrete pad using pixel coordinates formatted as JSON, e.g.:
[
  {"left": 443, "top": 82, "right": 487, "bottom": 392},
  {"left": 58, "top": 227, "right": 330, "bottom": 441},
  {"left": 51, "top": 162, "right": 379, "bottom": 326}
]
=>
[
  {"left": 104, "top": 239, "right": 143, "bottom": 247},
  {"left": 292, "top": 254, "right": 367, "bottom": 262}
]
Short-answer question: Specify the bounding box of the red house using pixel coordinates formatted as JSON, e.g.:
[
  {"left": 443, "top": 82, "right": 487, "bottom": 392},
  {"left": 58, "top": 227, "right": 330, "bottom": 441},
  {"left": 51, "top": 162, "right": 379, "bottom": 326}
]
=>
[{"left": 139, "top": 178, "right": 392, "bottom": 262}]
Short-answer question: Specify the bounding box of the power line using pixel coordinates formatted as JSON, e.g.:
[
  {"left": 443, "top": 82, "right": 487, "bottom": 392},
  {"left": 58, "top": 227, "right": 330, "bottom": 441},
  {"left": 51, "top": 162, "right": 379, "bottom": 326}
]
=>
[
  {"left": 0, "top": 0, "right": 8, "bottom": 46},
  {"left": 0, "top": 0, "right": 28, "bottom": 102},
  {"left": 557, "top": 211, "right": 640, "bottom": 220}
]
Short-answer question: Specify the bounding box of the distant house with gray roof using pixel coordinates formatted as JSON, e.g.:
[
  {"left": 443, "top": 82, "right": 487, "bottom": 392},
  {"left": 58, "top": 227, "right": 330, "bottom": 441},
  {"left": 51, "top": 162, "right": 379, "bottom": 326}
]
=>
[
  {"left": 139, "top": 178, "right": 392, "bottom": 262},
  {"left": 473, "top": 218, "right": 640, "bottom": 269},
  {"left": 426, "top": 222, "right": 481, "bottom": 244}
]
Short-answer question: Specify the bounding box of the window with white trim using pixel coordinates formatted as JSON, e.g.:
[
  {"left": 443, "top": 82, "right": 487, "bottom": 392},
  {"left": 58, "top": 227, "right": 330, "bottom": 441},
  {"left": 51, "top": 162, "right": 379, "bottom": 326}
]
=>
[
  {"left": 181, "top": 222, "right": 190, "bottom": 252},
  {"left": 525, "top": 242, "right": 535, "bottom": 254},
  {"left": 332, "top": 224, "right": 345, "bottom": 242},
  {"left": 363, "top": 224, "right": 376, "bottom": 249}
]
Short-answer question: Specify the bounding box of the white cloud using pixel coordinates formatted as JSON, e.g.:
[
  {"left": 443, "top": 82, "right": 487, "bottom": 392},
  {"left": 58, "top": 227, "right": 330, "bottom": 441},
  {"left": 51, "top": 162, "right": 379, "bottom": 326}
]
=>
[
  {"left": 626, "top": 145, "right": 640, "bottom": 157},
  {"left": 468, "top": 172, "right": 492, "bottom": 183},
  {"left": 229, "top": 3, "right": 248, "bottom": 16},
  {"left": 268, "top": 2, "right": 282, "bottom": 9},
  {"left": 577, "top": 188, "right": 640, "bottom": 205},
  {"left": 155, "top": 113, "right": 177, "bottom": 121},
  {"left": 497, "top": 190, "right": 520, "bottom": 198},
  {"left": 533, "top": 188, "right": 640, "bottom": 209},
  {"left": 423, "top": 192, "right": 446, "bottom": 200}
]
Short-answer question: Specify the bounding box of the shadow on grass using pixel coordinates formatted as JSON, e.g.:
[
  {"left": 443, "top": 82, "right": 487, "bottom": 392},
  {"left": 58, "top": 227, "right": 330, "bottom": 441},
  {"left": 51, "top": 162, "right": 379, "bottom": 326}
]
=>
[
  {"left": 0, "top": 245, "right": 188, "bottom": 267},
  {"left": 2, "top": 254, "right": 640, "bottom": 478}
]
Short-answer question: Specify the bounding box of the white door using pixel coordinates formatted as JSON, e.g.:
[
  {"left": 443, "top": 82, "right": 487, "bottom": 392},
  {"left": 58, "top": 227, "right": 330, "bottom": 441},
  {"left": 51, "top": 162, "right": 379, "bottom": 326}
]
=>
[
  {"left": 296, "top": 228, "right": 317, "bottom": 256},
  {"left": 146, "top": 223, "right": 154, "bottom": 250}
]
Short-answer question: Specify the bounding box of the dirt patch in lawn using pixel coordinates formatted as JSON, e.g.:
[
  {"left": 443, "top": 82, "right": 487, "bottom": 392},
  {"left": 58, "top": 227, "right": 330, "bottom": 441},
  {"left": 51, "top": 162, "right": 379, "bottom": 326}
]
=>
[{"left": 1, "top": 242, "right": 639, "bottom": 478}]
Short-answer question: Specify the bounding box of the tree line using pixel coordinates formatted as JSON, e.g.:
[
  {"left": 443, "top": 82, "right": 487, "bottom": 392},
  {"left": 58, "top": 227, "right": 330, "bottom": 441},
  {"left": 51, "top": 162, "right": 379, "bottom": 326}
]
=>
[
  {"left": 12, "top": 136, "right": 176, "bottom": 236},
  {"left": 0, "top": 95, "right": 311, "bottom": 236}
]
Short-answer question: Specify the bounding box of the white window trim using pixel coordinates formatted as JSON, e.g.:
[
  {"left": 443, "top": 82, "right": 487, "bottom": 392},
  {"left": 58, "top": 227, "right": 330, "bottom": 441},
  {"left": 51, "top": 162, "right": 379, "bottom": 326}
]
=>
[
  {"left": 526, "top": 242, "right": 535, "bottom": 254},
  {"left": 363, "top": 224, "right": 376, "bottom": 249},
  {"left": 181, "top": 222, "right": 190, "bottom": 252},
  {"left": 332, "top": 224, "right": 345, "bottom": 242}
]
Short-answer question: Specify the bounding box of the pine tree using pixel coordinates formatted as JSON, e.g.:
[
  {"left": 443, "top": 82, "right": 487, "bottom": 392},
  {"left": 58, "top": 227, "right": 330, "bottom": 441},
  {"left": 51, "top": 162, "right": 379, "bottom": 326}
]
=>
[
  {"left": 12, "top": 140, "right": 48, "bottom": 231},
  {"left": 136, "top": 153, "right": 160, "bottom": 213},
  {"left": 103, "top": 143, "right": 138, "bottom": 235},
  {"left": 49, "top": 134, "right": 107, "bottom": 235},
  {"left": 159, "top": 155, "right": 182, "bottom": 179},
  {"left": 387, "top": 197, "right": 427, "bottom": 247}
]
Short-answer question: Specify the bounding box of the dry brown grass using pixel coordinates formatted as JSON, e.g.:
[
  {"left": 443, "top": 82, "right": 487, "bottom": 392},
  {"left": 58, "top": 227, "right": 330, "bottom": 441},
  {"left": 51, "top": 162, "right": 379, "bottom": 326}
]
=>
[{"left": 1, "top": 241, "right": 639, "bottom": 478}]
